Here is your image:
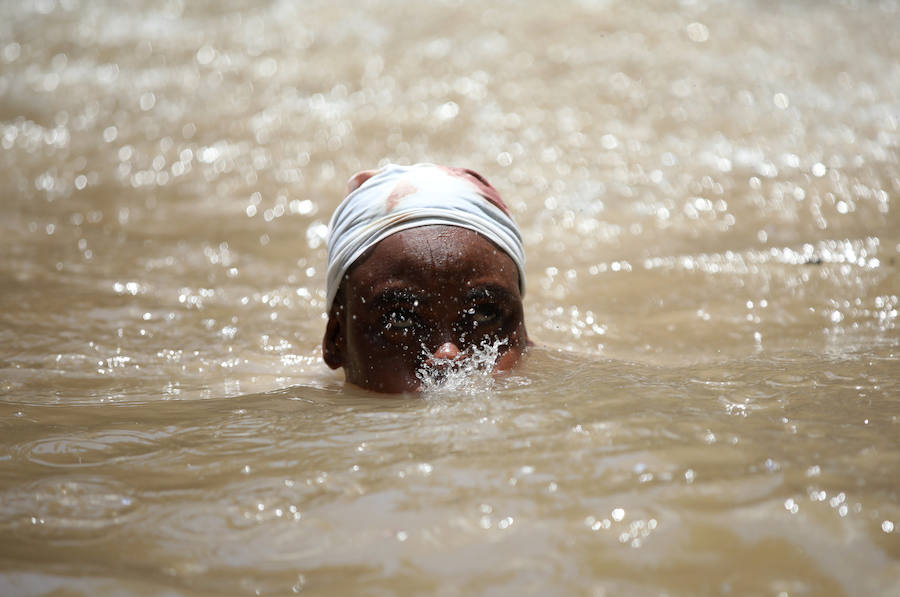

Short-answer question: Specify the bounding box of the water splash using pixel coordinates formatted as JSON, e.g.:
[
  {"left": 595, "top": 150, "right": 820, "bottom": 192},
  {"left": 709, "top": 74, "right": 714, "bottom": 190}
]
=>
[{"left": 415, "top": 338, "right": 509, "bottom": 396}]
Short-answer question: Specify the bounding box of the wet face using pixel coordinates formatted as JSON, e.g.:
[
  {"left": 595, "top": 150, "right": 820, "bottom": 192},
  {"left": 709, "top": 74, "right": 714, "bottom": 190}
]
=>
[{"left": 323, "top": 225, "right": 528, "bottom": 393}]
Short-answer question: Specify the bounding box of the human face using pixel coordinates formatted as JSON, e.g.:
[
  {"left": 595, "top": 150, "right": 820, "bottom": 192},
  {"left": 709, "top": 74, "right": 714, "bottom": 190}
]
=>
[{"left": 323, "top": 225, "right": 527, "bottom": 393}]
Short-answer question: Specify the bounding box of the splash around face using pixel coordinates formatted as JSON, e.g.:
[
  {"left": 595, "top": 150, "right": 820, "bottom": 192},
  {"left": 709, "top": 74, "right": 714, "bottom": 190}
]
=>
[{"left": 323, "top": 225, "right": 528, "bottom": 393}]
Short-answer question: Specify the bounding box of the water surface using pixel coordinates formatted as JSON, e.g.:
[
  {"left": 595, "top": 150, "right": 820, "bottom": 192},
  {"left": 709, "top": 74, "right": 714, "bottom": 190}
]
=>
[{"left": 1, "top": 0, "right": 898, "bottom": 595}]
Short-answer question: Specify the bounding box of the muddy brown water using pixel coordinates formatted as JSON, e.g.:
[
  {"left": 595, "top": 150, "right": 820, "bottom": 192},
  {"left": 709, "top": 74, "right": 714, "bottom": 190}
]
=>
[{"left": 1, "top": 0, "right": 899, "bottom": 595}]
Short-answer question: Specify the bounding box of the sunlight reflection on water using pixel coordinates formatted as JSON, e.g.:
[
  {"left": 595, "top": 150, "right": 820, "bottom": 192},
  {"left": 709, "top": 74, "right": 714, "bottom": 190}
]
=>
[{"left": 1, "top": 0, "right": 899, "bottom": 594}]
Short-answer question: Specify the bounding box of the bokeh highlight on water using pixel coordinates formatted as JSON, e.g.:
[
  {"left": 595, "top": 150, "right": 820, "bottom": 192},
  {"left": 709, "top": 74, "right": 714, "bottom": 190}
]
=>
[{"left": 1, "top": 0, "right": 898, "bottom": 595}]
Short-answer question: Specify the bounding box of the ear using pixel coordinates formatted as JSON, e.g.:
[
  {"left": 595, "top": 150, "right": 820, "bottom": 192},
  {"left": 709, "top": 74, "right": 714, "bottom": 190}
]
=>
[{"left": 322, "top": 304, "right": 345, "bottom": 370}]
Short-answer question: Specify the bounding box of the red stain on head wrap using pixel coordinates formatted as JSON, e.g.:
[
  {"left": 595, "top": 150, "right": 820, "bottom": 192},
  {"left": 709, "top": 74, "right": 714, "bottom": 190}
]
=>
[
  {"left": 385, "top": 181, "right": 418, "bottom": 212},
  {"left": 440, "top": 166, "right": 511, "bottom": 215},
  {"left": 346, "top": 164, "right": 511, "bottom": 215},
  {"left": 346, "top": 169, "right": 377, "bottom": 194}
]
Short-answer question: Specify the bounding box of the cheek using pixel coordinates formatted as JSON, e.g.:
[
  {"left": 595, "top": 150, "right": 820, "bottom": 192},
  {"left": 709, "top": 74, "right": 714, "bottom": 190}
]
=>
[
  {"left": 352, "top": 328, "right": 426, "bottom": 361},
  {"left": 365, "top": 356, "right": 424, "bottom": 393},
  {"left": 345, "top": 326, "right": 427, "bottom": 386},
  {"left": 494, "top": 345, "right": 524, "bottom": 372},
  {"left": 490, "top": 323, "right": 527, "bottom": 372}
]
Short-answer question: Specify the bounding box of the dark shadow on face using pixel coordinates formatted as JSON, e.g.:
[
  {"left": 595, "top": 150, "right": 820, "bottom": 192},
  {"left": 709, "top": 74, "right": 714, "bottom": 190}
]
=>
[{"left": 323, "top": 225, "right": 528, "bottom": 393}]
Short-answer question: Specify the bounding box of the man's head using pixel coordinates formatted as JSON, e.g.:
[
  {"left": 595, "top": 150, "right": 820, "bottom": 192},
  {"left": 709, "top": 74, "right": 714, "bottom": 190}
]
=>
[{"left": 322, "top": 163, "right": 527, "bottom": 393}]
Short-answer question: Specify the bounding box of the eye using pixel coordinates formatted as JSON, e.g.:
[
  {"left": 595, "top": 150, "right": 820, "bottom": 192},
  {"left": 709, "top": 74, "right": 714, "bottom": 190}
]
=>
[
  {"left": 385, "top": 310, "right": 416, "bottom": 331},
  {"left": 471, "top": 304, "right": 501, "bottom": 326}
]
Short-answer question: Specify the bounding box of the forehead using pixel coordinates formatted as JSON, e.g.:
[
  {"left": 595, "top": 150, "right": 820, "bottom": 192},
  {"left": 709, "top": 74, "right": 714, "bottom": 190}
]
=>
[{"left": 344, "top": 225, "right": 520, "bottom": 299}]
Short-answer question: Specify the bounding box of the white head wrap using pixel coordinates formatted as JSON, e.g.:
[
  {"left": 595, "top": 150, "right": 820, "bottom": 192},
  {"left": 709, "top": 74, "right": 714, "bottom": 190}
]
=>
[{"left": 325, "top": 163, "right": 525, "bottom": 311}]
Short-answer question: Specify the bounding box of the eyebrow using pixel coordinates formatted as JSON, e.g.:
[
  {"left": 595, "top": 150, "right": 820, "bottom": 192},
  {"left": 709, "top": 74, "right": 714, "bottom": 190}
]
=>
[
  {"left": 371, "top": 288, "right": 425, "bottom": 309},
  {"left": 369, "top": 284, "right": 517, "bottom": 310},
  {"left": 466, "top": 284, "right": 517, "bottom": 303}
]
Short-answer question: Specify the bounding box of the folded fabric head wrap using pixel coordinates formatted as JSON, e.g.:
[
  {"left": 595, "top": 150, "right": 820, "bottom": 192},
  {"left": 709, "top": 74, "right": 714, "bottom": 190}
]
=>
[{"left": 325, "top": 163, "right": 525, "bottom": 311}]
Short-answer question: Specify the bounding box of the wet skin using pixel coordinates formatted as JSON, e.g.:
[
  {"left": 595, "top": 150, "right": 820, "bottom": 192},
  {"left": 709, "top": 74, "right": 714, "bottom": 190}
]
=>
[{"left": 323, "top": 225, "right": 528, "bottom": 393}]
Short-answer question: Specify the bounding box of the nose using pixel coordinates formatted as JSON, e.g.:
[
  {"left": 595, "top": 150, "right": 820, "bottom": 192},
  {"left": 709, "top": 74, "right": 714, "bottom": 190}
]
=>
[{"left": 432, "top": 341, "right": 461, "bottom": 360}]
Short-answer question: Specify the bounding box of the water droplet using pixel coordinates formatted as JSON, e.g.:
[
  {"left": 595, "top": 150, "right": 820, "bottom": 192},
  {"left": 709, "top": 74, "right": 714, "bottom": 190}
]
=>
[{"left": 686, "top": 22, "right": 709, "bottom": 42}]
